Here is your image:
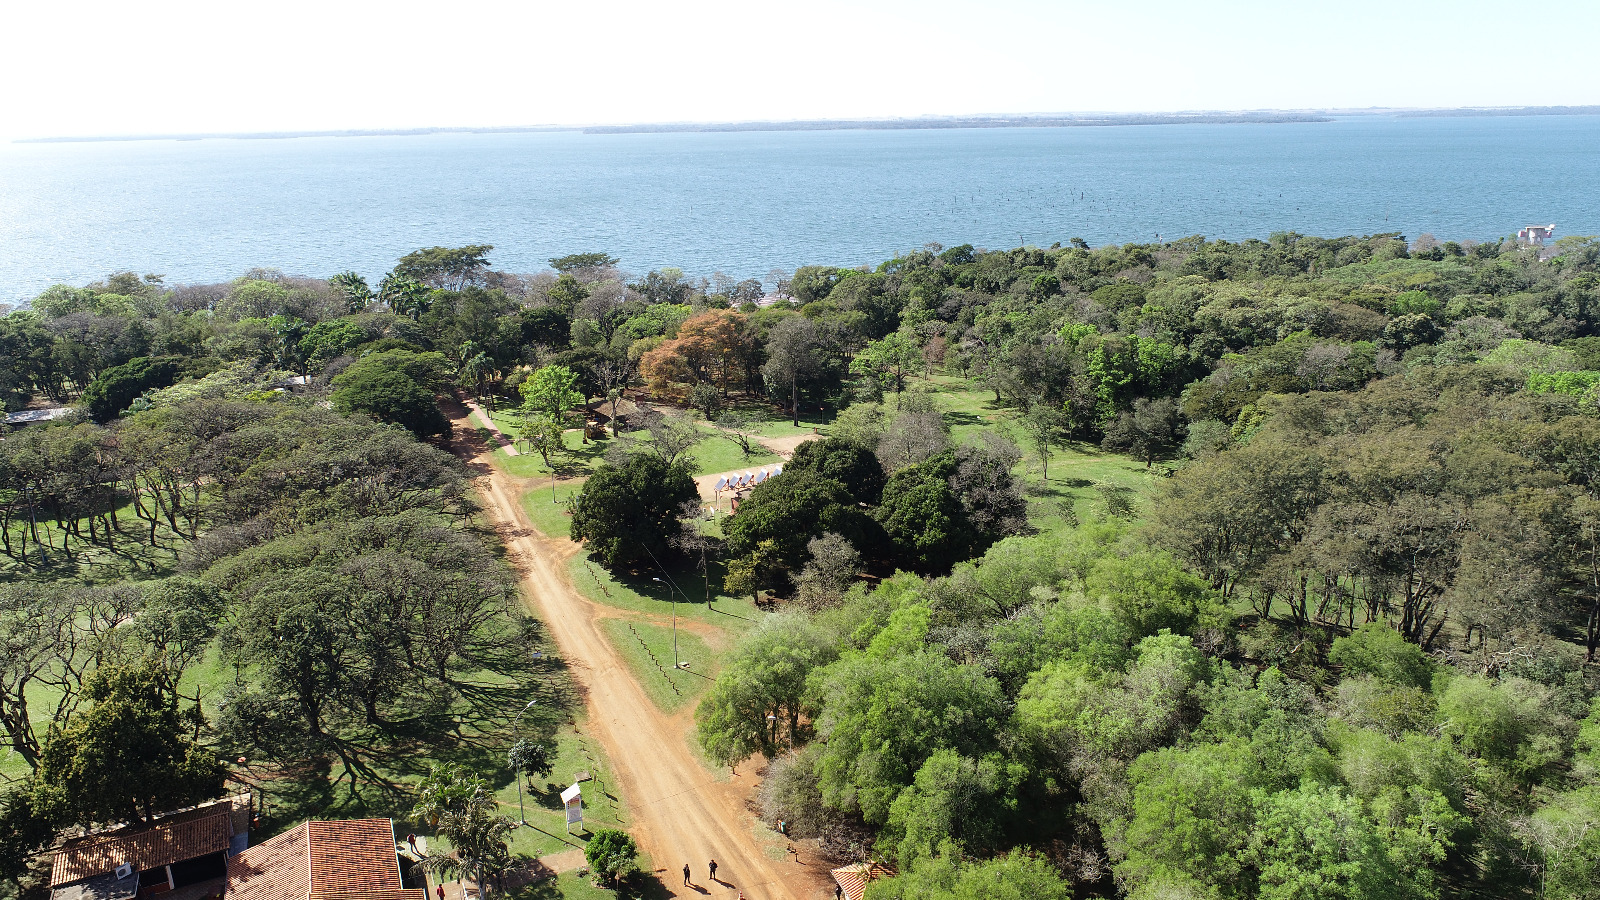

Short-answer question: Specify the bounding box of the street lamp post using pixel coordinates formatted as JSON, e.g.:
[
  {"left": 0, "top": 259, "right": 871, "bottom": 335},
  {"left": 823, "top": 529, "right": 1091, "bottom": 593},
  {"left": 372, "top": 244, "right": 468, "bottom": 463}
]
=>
[
  {"left": 511, "top": 700, "right": 537, "bottom": 826},
  {"left": 652, "top": 576, "right": 681, "bottom": 669}
]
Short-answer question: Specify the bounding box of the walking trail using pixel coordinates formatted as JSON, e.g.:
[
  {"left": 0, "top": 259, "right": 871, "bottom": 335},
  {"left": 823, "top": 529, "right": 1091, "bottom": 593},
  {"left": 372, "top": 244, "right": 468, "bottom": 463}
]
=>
[{"left": 445, "top": 403, "right": 832, "bottom": 900}]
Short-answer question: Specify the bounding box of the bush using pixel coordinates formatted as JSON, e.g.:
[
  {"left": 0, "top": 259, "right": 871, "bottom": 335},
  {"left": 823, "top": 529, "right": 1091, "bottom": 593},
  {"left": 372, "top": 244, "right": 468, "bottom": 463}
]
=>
[
  {"left": 570, "top": 454, "right": 698, "bottom": 569},
  {"left": 331, "top": 367, "right": 447, "bottom": 438},
  {"left": 584, "top": 829, "right": 639, "bottom": 885},
  {"left": 1329, "top": 623, "right": 1432, "bottom": 689},
  {"left": 80, "top": 356, "right": 184, "bottom": 422},
  {"left": 786, "top": 437, "right": 887, "bottom": 504}
]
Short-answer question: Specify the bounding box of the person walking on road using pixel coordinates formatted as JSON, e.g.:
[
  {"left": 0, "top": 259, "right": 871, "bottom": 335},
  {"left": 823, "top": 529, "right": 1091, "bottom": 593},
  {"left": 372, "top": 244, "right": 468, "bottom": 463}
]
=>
[
  {"left": 708, "top": 859, "right": 718, "bottom": 882},
  {"left": 682, "top": 864, "right": 691, "bottom": 886}
]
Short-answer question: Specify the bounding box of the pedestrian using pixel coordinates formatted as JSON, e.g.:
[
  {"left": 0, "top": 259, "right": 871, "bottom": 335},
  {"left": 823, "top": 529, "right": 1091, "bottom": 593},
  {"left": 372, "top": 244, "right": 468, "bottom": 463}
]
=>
[
  {"left": 708, "top": 859, "right": 717, "bottom": 882},
  {"left": 682, "top": 863, "right": 691, "bottom": 886},
  {"left": 835, "top": 884, "right": 844, "bottom": 899},
  {"left": 434, "top": 885, "right": 444, "bottom": 900}
]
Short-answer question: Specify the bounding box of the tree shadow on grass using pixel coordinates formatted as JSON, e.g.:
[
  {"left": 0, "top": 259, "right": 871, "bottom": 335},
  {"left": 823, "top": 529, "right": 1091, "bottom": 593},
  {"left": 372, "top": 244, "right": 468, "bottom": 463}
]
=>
[
  {"left": 254, "top": 620, "right": 584, "bottom": 832},
  {"left": 616, "top": 872, "right": 673, "bottom": 900},
  {"left": 505, "top": 878, "right": 561, "bottom": 900}
]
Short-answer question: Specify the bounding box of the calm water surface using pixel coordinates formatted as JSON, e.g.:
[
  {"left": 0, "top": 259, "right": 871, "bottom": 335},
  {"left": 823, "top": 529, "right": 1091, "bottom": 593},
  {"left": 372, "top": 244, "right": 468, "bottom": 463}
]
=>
[{"left": 1, "top": 116, "right": 1596, "bottom": 302}]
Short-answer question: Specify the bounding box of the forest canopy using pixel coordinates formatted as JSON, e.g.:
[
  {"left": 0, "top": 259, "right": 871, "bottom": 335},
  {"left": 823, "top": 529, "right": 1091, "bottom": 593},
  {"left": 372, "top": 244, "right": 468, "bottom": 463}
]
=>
[{"left": 4, "top": 230, "right": 1600, "bottom": 899}]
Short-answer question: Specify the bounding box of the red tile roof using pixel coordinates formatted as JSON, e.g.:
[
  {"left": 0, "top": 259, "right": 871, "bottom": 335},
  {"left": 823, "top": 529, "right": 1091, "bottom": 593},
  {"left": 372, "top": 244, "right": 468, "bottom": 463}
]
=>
[
  {"left": 51, "top": 812, "right": 233, "bottom": 888},
  {"left": 830, "top": 862, "right": 897, "bottom": 900},
  {"left": 227, "top": 820, "right": 423, "bottom": 900},
  {"left": 226, "top": 825, "right": 309, "bottom": 900}
]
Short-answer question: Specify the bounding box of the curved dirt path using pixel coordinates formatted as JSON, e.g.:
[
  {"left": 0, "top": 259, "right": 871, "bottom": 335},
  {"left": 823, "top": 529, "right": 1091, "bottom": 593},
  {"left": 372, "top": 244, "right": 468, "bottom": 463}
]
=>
[{"left": 446, "top": 407, "right": 831, "bottom": 900}]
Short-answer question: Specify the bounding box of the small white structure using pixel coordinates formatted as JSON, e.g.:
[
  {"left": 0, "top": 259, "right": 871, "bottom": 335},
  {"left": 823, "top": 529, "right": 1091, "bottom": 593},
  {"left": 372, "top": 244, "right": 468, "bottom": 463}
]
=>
[
  {"left": 1518, "top": 224, "right": 1557, "bottom": 246},
  {"left": 561, "top": 783, "right": 583, "bottom": 833},
  {"left": 4, "top": 407, "right": 73, "bottom": 427}
]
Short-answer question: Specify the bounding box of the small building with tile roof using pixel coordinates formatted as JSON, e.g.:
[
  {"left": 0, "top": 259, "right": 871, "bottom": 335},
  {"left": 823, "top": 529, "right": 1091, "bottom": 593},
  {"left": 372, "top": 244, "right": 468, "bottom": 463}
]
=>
[
  {"left": 830, "top": 861, "right": 897, "bottom": 900},
  {"left": 226, "top": 820, "right": 424, "bottom": 900},
  {"left": 49, "top": 797, "right": 250, "bottom": 900}
]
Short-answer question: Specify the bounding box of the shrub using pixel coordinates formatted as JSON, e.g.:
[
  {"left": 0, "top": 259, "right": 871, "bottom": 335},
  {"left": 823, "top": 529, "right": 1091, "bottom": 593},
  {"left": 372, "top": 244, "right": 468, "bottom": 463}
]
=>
[{"left": 584, "top": 829, "right": 638, "bottom": 885}]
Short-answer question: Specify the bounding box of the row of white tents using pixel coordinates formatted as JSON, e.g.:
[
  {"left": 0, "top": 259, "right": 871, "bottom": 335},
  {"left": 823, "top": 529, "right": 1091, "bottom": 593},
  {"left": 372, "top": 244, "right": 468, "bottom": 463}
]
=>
[{"left": 715, "top": 465, "right": 783, "bottom": 493}]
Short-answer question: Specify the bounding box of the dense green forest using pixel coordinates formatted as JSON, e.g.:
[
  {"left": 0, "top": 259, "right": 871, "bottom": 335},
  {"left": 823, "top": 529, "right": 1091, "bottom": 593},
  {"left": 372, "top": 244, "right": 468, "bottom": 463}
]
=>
[{"left": 3, "top": 231, "right": 1600, "bottom": 899}]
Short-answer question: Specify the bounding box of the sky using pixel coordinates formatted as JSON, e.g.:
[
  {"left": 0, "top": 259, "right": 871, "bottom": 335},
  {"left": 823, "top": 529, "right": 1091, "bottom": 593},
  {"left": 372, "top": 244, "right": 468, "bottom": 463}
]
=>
[{"left": 3, "top": 0, "right": 1599, "bottom": 140}]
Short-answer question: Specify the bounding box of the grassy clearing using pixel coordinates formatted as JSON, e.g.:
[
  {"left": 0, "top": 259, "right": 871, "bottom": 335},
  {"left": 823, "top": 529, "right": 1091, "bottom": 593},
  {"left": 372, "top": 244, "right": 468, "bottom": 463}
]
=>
[
  {"left": 1019, "top": 443, "right": 1164, "bottom": 531},
  {"left": 567, "top": 555, "right": 762, "bottom": 630},
  {"left": 597, "top": 619, "right": 715, "bottom": 713},
  {"left": 680, "top": 428, "right": 778, "bottom": 474},
  {"left": 920, "top": 376, "right": 1163, "bottom": 529},
  {"left": 516, "top": 474, "right": 586, "bottom": 540},
  {"left": 488, "top": 413, "right": 777, "bottom": 481},
  {"left": 493, "top": 433, "right": 611, "bottom": 480}
]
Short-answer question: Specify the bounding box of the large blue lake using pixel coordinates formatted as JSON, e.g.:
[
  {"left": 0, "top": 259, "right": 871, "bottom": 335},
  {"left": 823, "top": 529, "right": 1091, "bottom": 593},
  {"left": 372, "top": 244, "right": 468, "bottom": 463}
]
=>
[{"left": 1, "top": 115, "right": 1596, "bottom": 303}]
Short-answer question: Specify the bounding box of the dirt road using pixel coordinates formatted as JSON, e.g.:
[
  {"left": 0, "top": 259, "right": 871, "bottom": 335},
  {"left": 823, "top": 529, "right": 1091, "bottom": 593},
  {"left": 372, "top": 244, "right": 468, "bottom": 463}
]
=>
[{"left": 448, "top": 408, "right": 832, "bottom": 900}]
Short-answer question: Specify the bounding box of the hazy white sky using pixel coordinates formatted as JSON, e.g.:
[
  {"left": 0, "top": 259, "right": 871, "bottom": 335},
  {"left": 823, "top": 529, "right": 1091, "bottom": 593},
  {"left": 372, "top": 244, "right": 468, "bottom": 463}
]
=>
[{"left": 3, "top": 0, "right": 1598, "bottom": 140}]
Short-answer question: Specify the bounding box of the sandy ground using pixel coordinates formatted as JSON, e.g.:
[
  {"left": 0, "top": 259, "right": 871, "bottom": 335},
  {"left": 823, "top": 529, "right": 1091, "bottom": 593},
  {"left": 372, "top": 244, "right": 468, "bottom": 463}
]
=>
[
  {"left": 755, "top": 433, "right": 816, "bottom": 457},
  {"left": 444, "top": 402, "right": 833, "bottom": 900},
  {"left": 459, "top": 393, "right": 520, "bottom": 456},
  {"left": 693, "top": 432, "right": 819, "bottom": 510}
]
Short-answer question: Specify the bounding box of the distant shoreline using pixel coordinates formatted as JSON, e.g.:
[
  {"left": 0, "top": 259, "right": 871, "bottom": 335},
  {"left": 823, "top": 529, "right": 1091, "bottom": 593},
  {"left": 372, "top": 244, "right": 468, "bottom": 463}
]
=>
[
  {"left": 580, "top": 112, "right": 1331, "bottom": 133},
  {"left": 13, "top": 105, "right": 1599, "bottom": 144},
  {"left": 14, "top": 125, "right": 577, "bottom": 144}
]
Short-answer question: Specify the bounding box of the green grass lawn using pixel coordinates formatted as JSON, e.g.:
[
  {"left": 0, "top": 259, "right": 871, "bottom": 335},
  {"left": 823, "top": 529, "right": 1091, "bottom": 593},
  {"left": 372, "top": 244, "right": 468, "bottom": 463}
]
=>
[
  {"left": 597, "top": 619, "right": 715, "bottom": 713},
  {"left": 0, "top": 496, "right": 185, "bottom": 583},
  {"left": 920, "top": 375, "right": 1163, "bottom": 529},
  {"left": 425, "top": 722, "right": 629, "bottom": 862},
  {"left": 567, "top": 555, "right": 762, "bottom": 629},
  {"left": 1019, "top": 442, "right": 1163, "bottom": 530},
  {"left": 488, "top": 413, "right": 777, "bottom": 481},
  {"left": 517, "top": 478, "right": 586, "bottom": 539},
  {"left": 492, "top": 432, "right": 612, "bottom": 480},
  {"left": 680, "top": 428, "right": 778, "bottom": 474}
]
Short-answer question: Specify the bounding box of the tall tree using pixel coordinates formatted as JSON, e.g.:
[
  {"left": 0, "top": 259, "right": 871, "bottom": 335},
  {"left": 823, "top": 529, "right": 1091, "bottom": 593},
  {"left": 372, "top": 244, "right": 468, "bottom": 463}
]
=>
[
  {"left": 519, "top": 364, "right": 583, "bottom": 422},
  {"left": 570, "top": 455, "right": 698, "bottom": 569},
  {"left": 34, "top": 660, "right": 227, "bottom": 827},
  {"left": 851, "top": 330, "right": 924, "bottom": 402},
  {"left": 763, "top": 316, "right": 826, "bottom": 426},
  {"left": 1020, "top": 403, "right": 1069, "bottom": 481},
  {"left": 329, "top": 271, "right": 373, "bottom": 312},
  {"left": 695, "top": 615, "right": 838, "bottom": 765},
  {"left": 395, "top": 245, "right": 494, "bottom": 290}
]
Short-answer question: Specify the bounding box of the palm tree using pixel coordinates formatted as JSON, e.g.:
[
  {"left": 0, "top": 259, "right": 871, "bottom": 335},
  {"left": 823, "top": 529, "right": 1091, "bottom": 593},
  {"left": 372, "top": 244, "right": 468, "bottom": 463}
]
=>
[
  {"left": 459, "top": 342, "right": 494, "bottom": 402},
  {"left": 412, "top": 765, "right": 514, "bottom": 899},
  {"left": 380, "top": 273, "right": 433, "bottom": 320},
  {"left": 329, "top": 271, "right": 373, "bottom": 313}
]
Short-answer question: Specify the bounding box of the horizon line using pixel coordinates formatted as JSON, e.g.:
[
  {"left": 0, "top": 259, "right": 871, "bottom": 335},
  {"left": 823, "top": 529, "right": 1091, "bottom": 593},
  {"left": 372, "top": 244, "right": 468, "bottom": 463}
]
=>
[{"left": 13, "top": 104, "right": 1600, "bottom": 145}]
